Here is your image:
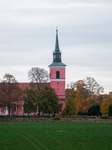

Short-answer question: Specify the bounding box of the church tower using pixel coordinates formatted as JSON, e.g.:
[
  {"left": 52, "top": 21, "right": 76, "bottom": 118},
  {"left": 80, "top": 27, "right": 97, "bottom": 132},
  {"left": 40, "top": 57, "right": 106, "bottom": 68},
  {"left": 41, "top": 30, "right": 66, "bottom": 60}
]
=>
[{"left": 49, "top": 28, "right": 66, "bottom": 108}]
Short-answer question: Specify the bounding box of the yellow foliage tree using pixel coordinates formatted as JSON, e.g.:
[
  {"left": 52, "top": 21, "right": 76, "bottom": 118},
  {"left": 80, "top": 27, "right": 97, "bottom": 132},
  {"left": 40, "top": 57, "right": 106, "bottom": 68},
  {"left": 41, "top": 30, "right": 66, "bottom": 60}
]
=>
[
  {"left": 81, "top": 98, "right": 91, "bottom": 114},
  {"left": 64, "top": 90, "right": 79, "bottom": 115},
  {"left": 76, "top": 80, "right": 90, "bottom": 114},
  {"left": 101, "top": 92, "right": 112, "bottom": 114}
]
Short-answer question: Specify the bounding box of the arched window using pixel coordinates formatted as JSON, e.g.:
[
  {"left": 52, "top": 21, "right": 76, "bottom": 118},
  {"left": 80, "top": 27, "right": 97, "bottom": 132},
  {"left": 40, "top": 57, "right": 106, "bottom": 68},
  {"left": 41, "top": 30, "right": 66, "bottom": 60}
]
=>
[{"left": 56, "top": 71, "right": 60, "bottom": 79}]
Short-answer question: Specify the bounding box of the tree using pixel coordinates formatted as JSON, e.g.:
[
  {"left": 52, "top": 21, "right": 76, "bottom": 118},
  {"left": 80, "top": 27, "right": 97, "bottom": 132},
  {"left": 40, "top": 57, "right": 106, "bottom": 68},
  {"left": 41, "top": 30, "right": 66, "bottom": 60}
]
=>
[
  {"left": 84, "top": 77, "right": 104, "bottom": 95},
  {"left": 76, "top": 80, "right": 90, "bottom": 114},
  {"left": 0, "top": 74, "right": 23, "bottom": 116},
  {"left": 101, "top": 99, "right": 110, "bottom": 114},
  {"left": 28, "top": 67, "right": 49, "bottom": 90},
  {"left": 66, "top": 80, "right": 90, "bottom": 115},
  {"left": 66, "top": 78, "right": 104, "bottom": 114},
  {"left": 37, "top": 85, "right": 63, "bottom": 116},
  {"left": 96, "top": 94, "right": 106, "bottom": 107},
  {"left": 67, "top": 81, "right": 76, "bottom": 90},
  {"left": 63, "top": 90, "right": 78, "bottom": 115},
  {"left": 67, "top": 77, "right": 104, "bottom": 96},
  {"left": 23, "top": 88, "right": 37, "bottom": 115},
  {"left": 101, "top": 92, "right": 112, "bottom": 114}
]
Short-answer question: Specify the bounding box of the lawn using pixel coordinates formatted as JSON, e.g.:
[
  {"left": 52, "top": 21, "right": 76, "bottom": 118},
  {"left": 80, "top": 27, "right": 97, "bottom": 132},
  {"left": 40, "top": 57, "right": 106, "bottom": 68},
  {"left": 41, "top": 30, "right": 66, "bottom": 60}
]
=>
[{"left": 0, "top": 122, "right": 112, "bottom": 150}]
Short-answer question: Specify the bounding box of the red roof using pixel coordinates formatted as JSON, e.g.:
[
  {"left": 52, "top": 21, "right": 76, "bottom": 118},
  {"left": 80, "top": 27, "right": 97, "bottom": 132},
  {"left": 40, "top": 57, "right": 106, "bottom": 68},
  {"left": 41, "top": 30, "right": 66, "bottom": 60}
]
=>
[{"left": 18, "top": 82, "right": 50, "bottom": 91}]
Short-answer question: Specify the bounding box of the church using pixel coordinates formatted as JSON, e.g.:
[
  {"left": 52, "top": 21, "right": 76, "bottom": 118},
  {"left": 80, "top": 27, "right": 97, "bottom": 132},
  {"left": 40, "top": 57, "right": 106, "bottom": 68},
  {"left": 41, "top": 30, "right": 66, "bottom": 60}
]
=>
[{"left": 0, "top": 28, "right": 66, "bottom": 115}]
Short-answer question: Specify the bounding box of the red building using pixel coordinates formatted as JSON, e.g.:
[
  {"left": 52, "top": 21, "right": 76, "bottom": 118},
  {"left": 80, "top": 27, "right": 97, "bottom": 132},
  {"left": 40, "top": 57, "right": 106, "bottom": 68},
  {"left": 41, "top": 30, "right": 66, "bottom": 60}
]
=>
[{"left": 0, "top": 28, "right": 66, "bottom": 115}]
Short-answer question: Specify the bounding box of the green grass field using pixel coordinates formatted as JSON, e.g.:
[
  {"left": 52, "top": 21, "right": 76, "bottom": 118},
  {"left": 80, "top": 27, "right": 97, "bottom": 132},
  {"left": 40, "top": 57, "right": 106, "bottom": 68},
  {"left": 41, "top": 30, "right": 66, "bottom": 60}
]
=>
[{"left": 0, "top": 122, "right": 112, "bottom": 150}]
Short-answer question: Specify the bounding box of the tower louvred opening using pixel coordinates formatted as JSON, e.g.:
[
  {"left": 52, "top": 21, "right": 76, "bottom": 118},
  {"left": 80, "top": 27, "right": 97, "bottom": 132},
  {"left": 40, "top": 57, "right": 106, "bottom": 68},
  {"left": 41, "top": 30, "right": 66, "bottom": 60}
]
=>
[{"left": 56, "top": 71, "right": 60, "bottom": 79}]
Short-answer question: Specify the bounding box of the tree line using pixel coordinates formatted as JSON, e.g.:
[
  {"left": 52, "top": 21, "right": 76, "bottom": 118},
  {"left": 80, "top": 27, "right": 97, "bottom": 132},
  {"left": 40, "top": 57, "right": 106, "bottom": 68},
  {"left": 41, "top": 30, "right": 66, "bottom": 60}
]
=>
[
  {"left": 0, "top": 67, "right": 62, "bottom": 116},
  {"left": 64, "top": 78, "right": 112, "bottom": 116},
  {"left": 0, "top": 67, "right": 112, "bottom": 116}
]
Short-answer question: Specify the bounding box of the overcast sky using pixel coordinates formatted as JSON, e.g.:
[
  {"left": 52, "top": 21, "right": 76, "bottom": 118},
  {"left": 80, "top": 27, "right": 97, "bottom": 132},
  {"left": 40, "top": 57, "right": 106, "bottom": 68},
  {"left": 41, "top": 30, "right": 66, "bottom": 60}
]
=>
[{"left": 0, "top": 0, "right": 112, "bottom": 94}]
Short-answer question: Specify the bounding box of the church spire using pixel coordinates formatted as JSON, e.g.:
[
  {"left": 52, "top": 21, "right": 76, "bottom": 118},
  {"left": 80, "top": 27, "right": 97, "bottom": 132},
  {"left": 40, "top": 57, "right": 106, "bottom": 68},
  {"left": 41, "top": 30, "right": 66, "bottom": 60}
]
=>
[
  {"left": 53, "top": 27, "right": 61, "bottom": 62},
  {"left": 49, "top": 27, "right": 66, "bottom": 66},
  {"left": 54, "top": 26, "right": 60, "bottom": 52}
]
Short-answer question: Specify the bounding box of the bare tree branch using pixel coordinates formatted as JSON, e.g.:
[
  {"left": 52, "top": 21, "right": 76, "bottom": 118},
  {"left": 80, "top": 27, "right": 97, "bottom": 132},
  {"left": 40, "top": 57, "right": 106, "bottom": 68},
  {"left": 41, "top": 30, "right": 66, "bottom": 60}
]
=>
[{"left": 28, "top": 67, "right": 49, "bottom": 90}]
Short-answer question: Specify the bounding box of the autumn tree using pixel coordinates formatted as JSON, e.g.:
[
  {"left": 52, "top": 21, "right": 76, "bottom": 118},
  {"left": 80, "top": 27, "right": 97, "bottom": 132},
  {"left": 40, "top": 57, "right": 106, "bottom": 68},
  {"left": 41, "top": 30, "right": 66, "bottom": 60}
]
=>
[
  {"left": 0, "top": 74, "right": 23, "bottom": 116},
  {"left": 37, "top": 85, "right": 63, "bottom": 116},
  {"left": 23, "top": 88, "right": 37, "bottom": 115},
  {"left": 63, "top": 90, "right": 79, "bottom": 115},
  {"left": 66, "top": 80, "right": 90, "bottom": 115},
  {"left": 66, "top": 78, "right": 104, "bottom": 114},
  {"left": 101, "top": 92, "right": 112, "bottom": 114},
  {"left": 82, "top": 77, "right": 104, "bottom": 113},
  {"left": 75, "top": 80, "right": 90, "bottom": 114},
  {"left": 68, "top": 77, "right": 104, "bottom": 95},
  {"left": 95, "top": 94, "right": 105, "bottom": 107},
  {"left": 28, "top": 67, "right": 49, "bottom": 90},
  {"left": 101, "top": 99, "right": 110, "bottom": 114}
]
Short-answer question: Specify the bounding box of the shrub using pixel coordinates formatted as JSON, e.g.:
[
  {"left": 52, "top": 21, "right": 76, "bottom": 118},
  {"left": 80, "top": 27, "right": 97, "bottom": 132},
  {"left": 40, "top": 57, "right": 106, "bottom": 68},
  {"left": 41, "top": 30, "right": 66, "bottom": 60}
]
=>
[
  {"left": 88, "top": 105, "right": 100, "bottom": 116},
  {"left": 53, "top": 116, "right": 60, "bottom": 120}
]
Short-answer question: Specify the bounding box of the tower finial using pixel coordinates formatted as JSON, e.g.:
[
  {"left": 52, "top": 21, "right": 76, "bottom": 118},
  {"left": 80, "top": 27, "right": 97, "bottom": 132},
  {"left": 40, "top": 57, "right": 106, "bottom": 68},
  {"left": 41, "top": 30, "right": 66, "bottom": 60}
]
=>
[{"left": 54, "top": 26, "right": 60, "bottom": 52}]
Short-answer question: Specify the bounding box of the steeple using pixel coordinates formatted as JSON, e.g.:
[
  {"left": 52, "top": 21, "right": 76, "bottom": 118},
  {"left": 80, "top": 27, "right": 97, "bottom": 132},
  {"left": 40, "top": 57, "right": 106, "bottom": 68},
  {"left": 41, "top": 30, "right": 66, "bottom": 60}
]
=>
[
  {"left": 49, "top": 27, "right": 66, "bottom": 66},
  {"left": 54, "top": 27, "right": 60, "bottom": 52},
  {"left": 53, "top": 27, "right": 61, "bottom": 62}
]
